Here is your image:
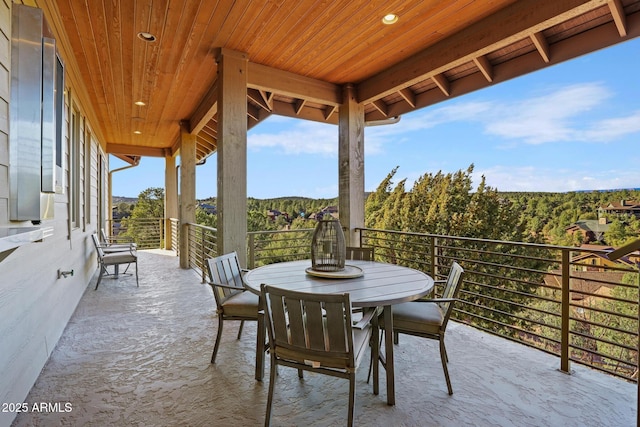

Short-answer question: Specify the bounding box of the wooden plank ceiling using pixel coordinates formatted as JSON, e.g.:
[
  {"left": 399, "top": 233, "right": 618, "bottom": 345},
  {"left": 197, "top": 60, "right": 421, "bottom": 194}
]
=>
[{"left": 38, "top": 0, "right": 640, "bottom": 162}]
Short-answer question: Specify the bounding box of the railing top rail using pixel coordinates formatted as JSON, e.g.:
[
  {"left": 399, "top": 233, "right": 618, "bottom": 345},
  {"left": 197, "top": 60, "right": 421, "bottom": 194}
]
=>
[
  {"left": 247, "top": 228, "right": 315, "bottom": 236},
  {"left": 356, "top": 227, "right": 618, "bottom": 254},
  {"left": 185, "top": 223, "right": 218, "bottom": 233}
]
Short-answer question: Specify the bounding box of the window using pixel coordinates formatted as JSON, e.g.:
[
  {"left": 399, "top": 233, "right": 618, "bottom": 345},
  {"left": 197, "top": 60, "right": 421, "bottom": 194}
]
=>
[
  {"left": 70, "top": 106, "right": 80, "bottom": 227},
  {"left": 55, "top": 54, "right": 65, "bottom": 193},
  {"left": 84, "top": 128, "right": 92, "bottom": 227}
]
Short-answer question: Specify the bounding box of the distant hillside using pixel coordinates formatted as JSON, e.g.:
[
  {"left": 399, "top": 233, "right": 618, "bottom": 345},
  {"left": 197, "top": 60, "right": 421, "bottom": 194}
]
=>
[{"left": 112, "top": 196, "right": 138, "bottom": 204}]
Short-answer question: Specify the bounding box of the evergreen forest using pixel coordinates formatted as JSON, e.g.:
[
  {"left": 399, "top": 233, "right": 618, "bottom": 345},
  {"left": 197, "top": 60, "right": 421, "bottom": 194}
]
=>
[{"left": 185, "top": 164, "right": 640, "bottom": 248}]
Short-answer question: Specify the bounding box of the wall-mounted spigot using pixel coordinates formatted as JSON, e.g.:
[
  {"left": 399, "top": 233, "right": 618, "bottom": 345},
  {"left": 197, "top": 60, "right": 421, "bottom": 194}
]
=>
[{"left": 57, "top": 269, "right": 74, "bottom": 279}]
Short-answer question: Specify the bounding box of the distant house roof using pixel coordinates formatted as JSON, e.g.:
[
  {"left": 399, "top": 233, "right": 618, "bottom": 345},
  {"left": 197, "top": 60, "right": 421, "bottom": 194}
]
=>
[
  {"left": 544, "top": 270, "right": 624, "bottom": 301},
  {"left": 197, "top": 203, "right": 217, "bottom": 214},
  {"left": 566, "top": 220, "right": 611, "bottom": 233},
  {"left": 599, "top": 200, "right": 640, "bottom": 214}
]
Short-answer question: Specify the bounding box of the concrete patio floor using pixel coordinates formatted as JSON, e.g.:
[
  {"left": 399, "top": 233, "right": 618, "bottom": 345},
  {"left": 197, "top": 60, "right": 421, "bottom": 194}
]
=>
[{"left": 12, "top": 250, "right": 637, "bottom": 427}]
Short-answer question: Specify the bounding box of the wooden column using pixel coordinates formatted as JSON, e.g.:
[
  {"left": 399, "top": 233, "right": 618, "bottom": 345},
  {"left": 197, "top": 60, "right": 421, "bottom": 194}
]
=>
[
  {"left": 164, "top": 152, "right": 178, "bottom": 250},
  {"left": 216, "top": 48, "right": 248, "bottom": 267},
  {"left": 338, "top": 83, "right": 365, "bottom": 246},
  {"left": 179, "top": 121, "right": 197, "bottom": 268}
]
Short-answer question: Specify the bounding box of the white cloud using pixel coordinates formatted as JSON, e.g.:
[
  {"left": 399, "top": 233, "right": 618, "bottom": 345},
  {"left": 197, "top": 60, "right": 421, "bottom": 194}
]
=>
[
  {"left": 483, "top": 83, "right": 611, "bottom": 144},
  {"left": 581, "top": 110, "right": 640, "bottom": 141},
  {"left": 397, "top": 82, "right": 640, "bottom": 146},
  {"left": 247, "top": 82, "right": 638, "bottom": 158},
  {"left": 249, "top": 120, "right": 337, "bottom": 155},
  {"left": 474, "top": 165, "right": 640, "bottom": 192},
  {"left": 250, "top": 117, "right": 389, "bottom": 156}
]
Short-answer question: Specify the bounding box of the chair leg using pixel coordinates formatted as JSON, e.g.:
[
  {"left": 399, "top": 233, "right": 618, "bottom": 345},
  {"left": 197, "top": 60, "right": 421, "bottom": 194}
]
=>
[
  {"left": 347, "top": 373, "right": 356, "bottom": 427},
  {"left": 135, "top": 261, "right": 139, "bottom": 287},
  {"left": 255, "top": 313, "right": 265, "bottom": 381},
  {"left": 237, "top": 320, "right": 245, "bottom": 339},
  {"left": 95, "top": 263, "right": 105, "bottom": 290},
  {"left": 211, "top": 316, "right": 224, "bottom": 364},
  {"left": 440, "top": 338, "right": 453, "bottom": 395},
  {"left": 367, "top": 328, "right": 382, "bottom": 386},
  {"left": 264, "top": 358, "right": 277, "bottom": 427}
]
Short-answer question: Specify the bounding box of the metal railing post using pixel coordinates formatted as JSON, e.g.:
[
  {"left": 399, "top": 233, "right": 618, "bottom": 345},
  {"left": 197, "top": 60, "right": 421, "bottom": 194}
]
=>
[
  {"left": 431, "top": 237, "right": 437, "bottom": 278},
  {"left": 201, "top": 228, "right": 206, "bottom": 283},
  {"left": 560, "top": 248, "right": 571, "bottom": 373},
  {"left": 248, "top": 233, "right": 255, "bottom": 269}
]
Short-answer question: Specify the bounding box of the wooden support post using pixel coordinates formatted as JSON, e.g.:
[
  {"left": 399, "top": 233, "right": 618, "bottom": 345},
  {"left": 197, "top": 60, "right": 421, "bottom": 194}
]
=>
[
  {"left": 165, "top": 153, "right": 178, "bottom": 250},
  {"left": 338, "top": 83, "right": 365, "bottom": 246},
  {"left": 179, "top": 121, "right": 197, "bottom": 268},
  {"left": 216, "top": 48, "right": 248, "bottom": 267}
]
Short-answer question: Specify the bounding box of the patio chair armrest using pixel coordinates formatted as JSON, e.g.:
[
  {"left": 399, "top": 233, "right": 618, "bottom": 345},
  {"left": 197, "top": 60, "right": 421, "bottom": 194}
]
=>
[
  {"left": 353, "top": 308, "right": 376, "bottom": 330},
  {"left": 208, "top": 281, "right": 245, "bottom": 291}
]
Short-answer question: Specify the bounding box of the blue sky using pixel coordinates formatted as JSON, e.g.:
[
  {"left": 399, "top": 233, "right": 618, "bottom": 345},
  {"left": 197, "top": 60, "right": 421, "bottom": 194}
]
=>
[{"left": 112, "top": 37, "right": 640, "bottom": 200}]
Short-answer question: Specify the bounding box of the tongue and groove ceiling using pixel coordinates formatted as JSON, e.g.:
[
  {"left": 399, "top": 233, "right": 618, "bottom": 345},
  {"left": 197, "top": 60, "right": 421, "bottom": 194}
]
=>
[{"left": 37, "top": 0, "right": 640, "bottom": 162}]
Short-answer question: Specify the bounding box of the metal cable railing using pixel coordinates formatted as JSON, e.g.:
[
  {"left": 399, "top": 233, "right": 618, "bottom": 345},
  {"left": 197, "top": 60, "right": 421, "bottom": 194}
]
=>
[{"left": 116, "top": 219, "right": 639, "bottom": 381}]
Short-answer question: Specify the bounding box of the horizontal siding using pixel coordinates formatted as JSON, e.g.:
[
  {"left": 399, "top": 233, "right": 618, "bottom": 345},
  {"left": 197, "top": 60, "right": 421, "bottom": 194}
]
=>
[{"left": 0, "top": 2, "right": 108, "bottom": 425}]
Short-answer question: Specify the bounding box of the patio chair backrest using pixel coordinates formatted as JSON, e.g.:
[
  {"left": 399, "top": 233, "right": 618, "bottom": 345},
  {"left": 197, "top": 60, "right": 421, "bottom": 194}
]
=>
[
  {"left": 206, "top": 251, "right": 246, "bottom": 306},
  {"left": 262, "top": 284, "right": 357, "bottom": 370},
  {"left": 439, "top": 261, "right": 464, "bottom": 329},
  {"left": 345, "top": 246, "right": 374, "bottom": 261},
  {"left": 100, "top": 228, "right": 109, "bottom": 243},
  {"left": 91, "top": 233, "right": 105, "bottom": 258}
]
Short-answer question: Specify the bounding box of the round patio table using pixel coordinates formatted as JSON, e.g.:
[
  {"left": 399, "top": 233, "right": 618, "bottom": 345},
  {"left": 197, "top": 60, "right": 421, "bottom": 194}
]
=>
[{"left": 244, "top": 259, "right": 434, "bottom": 405}]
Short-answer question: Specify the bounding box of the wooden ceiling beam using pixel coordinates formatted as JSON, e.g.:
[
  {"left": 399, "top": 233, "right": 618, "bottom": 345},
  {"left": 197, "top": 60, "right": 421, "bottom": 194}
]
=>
[
  {"left": 324, "top": 105, "right": 338, "bottom": 120},
  {"left": 107, "top": 143, "right": 168, "bottom": 157},
  {"left": 260, "top": 90, "right": 274, "bottom": 108},
  {"left": 473, "top": 55, "right": 494, "bottom": 82},
  {"left": 398, "top": 88, "right": 416, "bottom": 108},
  {"left": 371, "top": 99, "right": 389, "bottom": 117},
  {"left": 608, "top": 0, "right": 628, "bottom": 36},
  {"left": 247, "top": 88, "right": 272, "bottom": 111},
  {"left": 530, "top": 32, "right": 551, "bottom": 63},
  {"left": 271, "top": 99, "right": 339, "bottom": 124},
  {"left": 189, "top": 81, "right": 218, "bottom": 135},
  {"left": 197, "top": 131, "right": 217, "bottom": 147},
  {"left": 248, "top": 62, "right": 341, "bottom": 106},
  {"left": 358, "top": 0, "right": 609, "bottom": 103},
  {"left": 365, "top": 12, "right": 640, "bottom": 121},
  {"left": 295, "top": 99, "right": 307, "bottom": 114},
  {"left": 247, "top": 104, "right": 261, "bottom": 121},
  {"left": 196, "top": 141, "right": 216, "bottom": 157},
  {"left": 432, "top": 73, "right": 450, "bottom": 96}
]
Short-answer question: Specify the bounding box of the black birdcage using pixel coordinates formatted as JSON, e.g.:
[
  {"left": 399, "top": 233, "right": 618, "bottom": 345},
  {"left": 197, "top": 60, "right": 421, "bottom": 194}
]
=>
[{"left": 311, "top": 217, "right": 346, "bottom": 272}]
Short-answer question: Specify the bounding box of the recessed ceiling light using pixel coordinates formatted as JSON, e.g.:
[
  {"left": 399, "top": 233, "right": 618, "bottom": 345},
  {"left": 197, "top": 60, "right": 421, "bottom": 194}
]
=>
[
  {"left": 382, "top": 14, "right": 398, "bottom": 25},
  {"left": 134, "top": 101, "right": 146, "bottom": 106},
  {"left": 137, "top": 32, "right": 156, "bottom": 42},
  {"left": 133, "top": 130, "right": 142, "bottom": 135}
]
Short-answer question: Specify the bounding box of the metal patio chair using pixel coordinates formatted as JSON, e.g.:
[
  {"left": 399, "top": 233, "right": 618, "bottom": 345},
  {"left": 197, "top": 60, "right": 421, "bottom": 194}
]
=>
[
  {"left": 377, "top": 261, "right": 464, "bottom": 395},
  {"left": 205, "top": 252, "right": 267, "bottom": 380},
  {"left": 345, "top": 246, "right": 374, "bottom": 261},
  {"left": 91, "top": 233, "right": 138, "bottom": 290},
  {"left": 261, "top": 283, "right": 377, "bottom": 427}
]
